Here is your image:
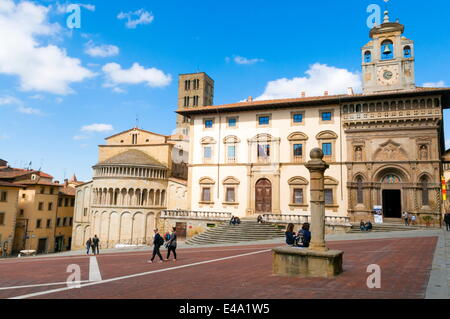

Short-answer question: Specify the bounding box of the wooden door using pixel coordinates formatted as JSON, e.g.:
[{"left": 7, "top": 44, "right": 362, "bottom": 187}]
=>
[
  {"left": 37, "top": 238, "right": 47, "bottom": 254},
  {"left": 176, "top": 222, "right": 187, "bottom": 240},
  {"left": 255, "top": 179, "right": 272, "bottom": 213}
]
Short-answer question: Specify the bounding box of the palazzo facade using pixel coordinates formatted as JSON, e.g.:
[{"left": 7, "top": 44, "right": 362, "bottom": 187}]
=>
[{"left": 177, "top": 11, "right": 450, "bottom": 224}]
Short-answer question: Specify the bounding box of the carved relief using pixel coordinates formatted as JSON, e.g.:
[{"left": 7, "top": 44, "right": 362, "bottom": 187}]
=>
[
  {"left": 374, "top": 140, "right": 408, "bottom": 161},
  {"left": 419, "top": 145, "right": 429, "bottom": 160}
]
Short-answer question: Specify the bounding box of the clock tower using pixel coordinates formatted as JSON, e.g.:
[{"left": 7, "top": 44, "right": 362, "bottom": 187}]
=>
[{"left": 362, "top": 11, "right": 415, "bottom": 94}]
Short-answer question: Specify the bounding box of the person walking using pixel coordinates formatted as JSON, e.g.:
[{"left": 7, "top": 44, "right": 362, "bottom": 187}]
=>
[
  {"left": 86, "top": 238, "right": 92, "bottom": 255},
  {"left": 444, "top": 212, "right": 450, "bottom": 231},
  {"left": 402, "top": 212, "right": 409, "bottom": 226},
  {"left": 92, "top": 235, "right": 100, "bottom": 255},
  {"left": 166, "top": 227, "right": 177, "bottom": 262},
  {"left": 148, "top": 229, "right": 164, "bottom": 263}
]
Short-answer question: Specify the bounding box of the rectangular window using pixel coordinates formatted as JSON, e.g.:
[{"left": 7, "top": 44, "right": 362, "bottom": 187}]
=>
[
  {"left": 83, "top": 208, "right": 88, "bottom": 217},
  {"left": 293, "top": 189, "right": 304, "bottom": 204},
  {"left": 293, "top": 113, "right": 303, "bottom": 123},
  {"left": 258, "top": 144, "right": 271, "bottom": 158},
  {"left": 57, "top": 218, "right": 61, "bottom": 227},
  {"left": 201, "top": 188, "right": 211, "bottom": 202},
  {"left": 0, "top": 191, "right": 6, "bottom": 202},
  {"left": 322, "top": 112, "right": 332, "bottom": 121},
  {"left": 204, "top": 119, "right": 213, "bottom": 129},
  {"left": 58, "top": 198, "right": 63, "bottom": 207},
  {"left": 64, "top": 198, "right": 69, "bottom": 207},
  {"left": 63, "top": 217, "right": 67, "bottom": 226},
  {"left": 40, "top": 187, "right": 45, "bottom": 194},
  {"left": 323, "top": 143, "right": 332, "bottom": 156},
  {"left": 258, "top": 116, "right": 270, "bottom": 126},
  {"left": 20, "top": 209, "right": 24, "bottom": 216},
  {"left": 293, "top": 144, "right": 303, "bottom": 157},
  {"left": 36, "top": 219, "right": 42, "bottom": 229},
  {"left": 0, "top": 213, "right": 5, "bottom": 225},
  {"left": 48, "top": 202, "right": 53, "bottom": 211},
  {"left": 38, "top": 202, "right": 44, "bottom": 211},
  {"left": 325, "top": 189, "right": 334, "bottom": 205},
  {"left": 49, "top": 188, "right": 54, "bottom": 195},
  {"left": 70, "top": 198, "right": 75, "bottom": 207},
  {"left": 46, "top": 219, "right": 52, "bottom": 228},
  {"left": 69, "top": 217, "right": 73, "bottom": 226},
  {"left": 227, "top": 146, "right": 236, "bottom": 161},
  {"left": 204, "top": 146, "right": 212, "bottom": 159},
  {"left": 226, "top": 187, "right": 236, "bottom": 203},
  {"left": 228, "top": 117, "right": 237, "bottom": 127},
  {"left": 22, "top": 194, "right": 26, "bottom": 199}
]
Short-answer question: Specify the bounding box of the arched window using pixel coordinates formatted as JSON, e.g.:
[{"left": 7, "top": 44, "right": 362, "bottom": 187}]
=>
[
  {"left": 421, "top": 176, "right": 429, "bottom": 206},
  {"left": 404, "top": 46, "right": 411, "bottom": 58},
  {"left": 356, "top": 177, "right": 364, "bottom": 204},
  {"left": 381, "top": 40, "right": 394, "bottom": 60},
  {"left": 364, "top": 51, "right": 372, "bottom": 63}
]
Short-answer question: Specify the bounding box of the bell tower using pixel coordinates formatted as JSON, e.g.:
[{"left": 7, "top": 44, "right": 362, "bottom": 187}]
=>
[
  {"left": 362, "top": 11, "right": 415, "bottom": 94},
  {"left": 176, "top": 72, "right": 214, "bottom": 136}
]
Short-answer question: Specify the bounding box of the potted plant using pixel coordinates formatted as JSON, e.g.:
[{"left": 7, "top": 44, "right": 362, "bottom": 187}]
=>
[{"left": 422, "top": 216, "right": 433, "bottom": 228}]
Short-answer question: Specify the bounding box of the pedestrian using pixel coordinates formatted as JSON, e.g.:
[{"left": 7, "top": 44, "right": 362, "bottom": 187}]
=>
[
  {"left": 444, "top": 212, "right": 450, "bottom": 231},
  {"left": 257, "top": 215, "right": 263, "bottom": 224},
  {"left": 229, "top": 216, "right": 235, "bottom": 226},
  {"left": 285, "top": 223, "right": 296, "bottom": 246},
  {"left": 93, "top": 235, "right": 100, "bottom": 255},
  {"left": 166, "top": 227, "right": 177, "bottom": 262},
  {"left": 297, "top": 223, "right": 311, "bottom": 248},
  {"left": 148, "top": 229, "right": 164, "bottom": 263},
  {"left": 411, "top": 214, "right": 417, "bottom": 226},
  {"left": 402, "top": 211, "right": 409, "bottom": 226},
  {"left": 86, "top": 238, "right": 92, "bottom": 255},
  {"left": 360, "top": 220, "right": 367, "bottom": 232}
]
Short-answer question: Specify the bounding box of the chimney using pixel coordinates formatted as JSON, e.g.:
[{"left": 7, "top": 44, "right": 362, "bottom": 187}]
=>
[
  {"left": 347, "top": 87, "right": 354, "bottom": 95},
  {"left": 247, "top": 96, "right": 253, "bottom": 103},
  {"left": 301, "top": 91, "right": 306, "bottom": 98},
  {"left": 324, "top": 91, "right": 329, "bottom": 96},
  {"left": 64, "top": 179, "right": 68, "bottom": 186}
]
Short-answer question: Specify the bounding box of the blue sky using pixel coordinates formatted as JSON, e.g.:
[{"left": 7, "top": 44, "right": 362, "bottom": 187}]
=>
[{"left": 0, "top": 0, "right": 449, "bottom": 182}]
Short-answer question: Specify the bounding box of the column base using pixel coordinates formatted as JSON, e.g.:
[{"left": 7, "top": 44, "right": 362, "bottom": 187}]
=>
[{"left": 272, "top": 246, "right": 344, "bottom": 278}]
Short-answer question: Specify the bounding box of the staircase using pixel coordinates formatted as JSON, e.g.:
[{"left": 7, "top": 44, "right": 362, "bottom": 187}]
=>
[
  {"left": 348, "top": 221, "right": 432, "bottom": 233},
  {"left": 185, "top": 219, "right": 285, "bottom": 246}
]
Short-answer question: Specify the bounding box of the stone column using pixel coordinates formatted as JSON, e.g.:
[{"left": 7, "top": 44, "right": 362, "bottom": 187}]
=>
[{"left": 305, "top": 148, "right": 330, "bottom": 252}]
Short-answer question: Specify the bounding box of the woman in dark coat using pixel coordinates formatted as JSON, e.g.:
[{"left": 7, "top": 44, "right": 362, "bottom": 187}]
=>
[
  {"left": 166, "top": 227, "right": 177, "bottom": 261},
  {"left": 285, "top": 223, "right": 296, "bottom": 246}
]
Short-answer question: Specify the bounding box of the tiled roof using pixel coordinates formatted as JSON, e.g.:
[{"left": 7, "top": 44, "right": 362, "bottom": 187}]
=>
[
  {"left": 177, "top": 87, "right": 450, "bottom": 115},
  {"left": 97, "top": 150, "right": 165, "bottom": 167},
  {"left": 0, "top": 181, "right": 25, "bottom": 188},
  {"left": 59, "top": 185, "right": 76, "bottom": 196},
  {"left": 18, "top": 180, "right": 62, "bottom": 187},
  {"left": 105, "top": 128, "right": 168, "bottom": 140}
]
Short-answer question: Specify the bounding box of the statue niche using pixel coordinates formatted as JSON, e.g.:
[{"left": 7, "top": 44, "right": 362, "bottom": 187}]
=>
[
  {"left": 419, "top": 145, "right": 429, "bottom": 160},
  {"left": 354, "top": 147, "right": 363, "bottom": 162},
  {"left": 374, "top": 140, "right": 408, "bottom": 161}
]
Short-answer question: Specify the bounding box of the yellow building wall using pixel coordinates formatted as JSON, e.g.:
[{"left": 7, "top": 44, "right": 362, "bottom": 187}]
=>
[{"left": 0, "top": 186, "right": 20, "bottom": 256}]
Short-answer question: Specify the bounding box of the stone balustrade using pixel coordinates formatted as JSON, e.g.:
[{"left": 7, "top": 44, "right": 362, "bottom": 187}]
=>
[
  {"left": 161, "top": 210, "right": 232, "bottom": 221},
  {"left": 262, "top": 213, "right": 351, "bottom": 226}
]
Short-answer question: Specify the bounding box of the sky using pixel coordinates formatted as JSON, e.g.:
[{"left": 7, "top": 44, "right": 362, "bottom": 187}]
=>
[{"left": 0, "top": 0, "right": 449, "bottom": 182}]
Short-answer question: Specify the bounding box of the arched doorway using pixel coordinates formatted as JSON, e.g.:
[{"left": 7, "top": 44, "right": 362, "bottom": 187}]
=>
[
  {"left": 255, "top": 179, "right": 272, "bottom": 213},
  {"left": 381, "top": 174, "right": 402, "bottom": 218}
]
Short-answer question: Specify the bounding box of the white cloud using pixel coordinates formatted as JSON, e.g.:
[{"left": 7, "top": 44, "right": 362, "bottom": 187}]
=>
[
  {"left": 55, "top": 97, "right": 63, "bottom": 104},
  {"left": 84, "top": 41, "right": 119, "bottom": 58},
  {"left": 102, "top": 62, "right": 172, "bottom": 89},
  {"left": 18, "top": 106, "right": 42, "bottom": 115},
  {"left": 73, "top": 135, "right": 88, "bottom": 140},
  {"left": 231, "top": 56, "right": 264, "bottom": 65},
  {"left": 0, "top": 96, "right": 21, "bottom": 105},
  {"left": 422, "top": 81, "right": 446, "bottom": 88},
  {"left": 117, "top": 9, "right": 154, "bottom": 29},
  {"left": 81, "top": 124, "right": 114, "bottom": 132},
  {"left": 29, "top": 94, "right": 44, "bottom": 100},
  {"left": 255, "top": 63, "right": 362, "bottom": 101},
  {"left": 0, "top": 0, "right": 95, "bottom": 95}
]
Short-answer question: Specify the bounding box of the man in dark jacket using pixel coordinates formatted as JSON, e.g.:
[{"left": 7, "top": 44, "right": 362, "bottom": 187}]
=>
[
  {"left": 148, "top": 229, "right": 164, "bottom": 263},
  {"left": 444, "top": 212, "right": 450, "bottom": 231},
  {"left": 92, "top": 235, "right": 100, "bottom": 255}
]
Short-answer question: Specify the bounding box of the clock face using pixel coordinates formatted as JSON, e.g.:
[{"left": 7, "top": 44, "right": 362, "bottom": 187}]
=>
[{"left": 377, "top": 66, "right": 399, "bottom": 86}]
